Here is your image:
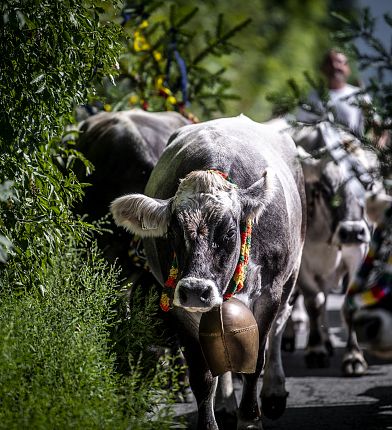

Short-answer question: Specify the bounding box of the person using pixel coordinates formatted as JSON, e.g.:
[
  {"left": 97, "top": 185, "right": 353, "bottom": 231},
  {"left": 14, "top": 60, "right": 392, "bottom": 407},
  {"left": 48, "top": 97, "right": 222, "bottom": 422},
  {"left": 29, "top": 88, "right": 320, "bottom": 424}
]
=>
[{"left": 296, "top": 48, "right": 371, "bottom": 137}]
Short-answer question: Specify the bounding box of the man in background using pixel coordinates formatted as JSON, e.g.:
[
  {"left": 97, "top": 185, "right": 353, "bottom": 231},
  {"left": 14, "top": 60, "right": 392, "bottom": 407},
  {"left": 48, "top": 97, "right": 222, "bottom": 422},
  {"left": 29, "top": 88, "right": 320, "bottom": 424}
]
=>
[
  {"left": 297, "top": 48, "right": 388, "bottom": 147},
  {"left": 297, "top": 48, "right": 369, "bottom": 136}
]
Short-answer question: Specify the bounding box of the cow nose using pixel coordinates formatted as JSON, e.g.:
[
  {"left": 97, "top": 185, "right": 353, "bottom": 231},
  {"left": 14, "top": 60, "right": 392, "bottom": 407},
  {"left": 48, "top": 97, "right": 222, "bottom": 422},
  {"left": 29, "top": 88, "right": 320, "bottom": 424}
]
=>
[
  {"left": 174, "top": 277, "right": 219, "bottom": 310},
  {"left": 179, "top": 284, "right": 211, "bottom": 305},
  {"left": 338, "top": 222, "right": 368, "bottom": 244}
]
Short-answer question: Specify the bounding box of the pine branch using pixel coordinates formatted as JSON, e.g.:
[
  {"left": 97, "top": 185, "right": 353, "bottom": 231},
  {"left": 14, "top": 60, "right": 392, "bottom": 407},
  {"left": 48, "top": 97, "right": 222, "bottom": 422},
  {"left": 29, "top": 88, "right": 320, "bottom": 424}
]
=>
[{"left": 191, "top": 18, "right": 251, "bottom": 66}]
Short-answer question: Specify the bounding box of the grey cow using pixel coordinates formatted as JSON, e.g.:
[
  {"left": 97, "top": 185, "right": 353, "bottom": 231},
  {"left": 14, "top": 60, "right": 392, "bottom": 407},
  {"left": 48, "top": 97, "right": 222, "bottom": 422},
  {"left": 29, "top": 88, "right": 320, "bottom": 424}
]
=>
[
  {"left": 111, "top": 115, "right": 306, "bottom": 429},
  {"left": 268, "top": 118, "right": 378, "bottom": 375},
  {"left": 74, "top": 109, "right": 190, "bottom": 277}
]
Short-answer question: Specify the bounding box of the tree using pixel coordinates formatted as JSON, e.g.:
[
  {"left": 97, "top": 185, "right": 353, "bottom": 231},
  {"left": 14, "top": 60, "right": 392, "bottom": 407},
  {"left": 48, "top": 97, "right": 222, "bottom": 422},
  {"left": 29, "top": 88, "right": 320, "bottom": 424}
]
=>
[
  {"left": 333, "top": 8, "right": 392, "bottom": 179},
  {"left": 267, "top": 7, "right": 392, "bottom": 182},
  {"left": 0, "top": 2, "right": 187, "bottom": 428},
  {"left": 0, "top": 1, "right": 122, "bottom": 285},
  {"left": 89, "top": 1, "right": 251, "bottom": 119}
]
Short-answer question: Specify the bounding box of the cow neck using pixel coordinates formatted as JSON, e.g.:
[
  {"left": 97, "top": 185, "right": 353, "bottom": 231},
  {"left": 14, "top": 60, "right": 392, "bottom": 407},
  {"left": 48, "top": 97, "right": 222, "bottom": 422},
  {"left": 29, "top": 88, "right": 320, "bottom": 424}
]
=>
[{"left": 160, "top": 170, "right": 253, "bottom": 312}]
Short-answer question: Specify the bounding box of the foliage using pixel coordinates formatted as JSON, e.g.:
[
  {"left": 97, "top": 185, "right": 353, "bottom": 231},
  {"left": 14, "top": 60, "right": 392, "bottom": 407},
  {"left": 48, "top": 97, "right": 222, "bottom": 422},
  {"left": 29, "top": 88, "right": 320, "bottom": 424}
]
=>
[
  {"left": 0, "top": 2, "right": 183, "bottom": 428},
  {"left": 88, "top": 0, "right": 339, "bottom": 121},
  {"left": 216, "top": 0, "right": 332, "bottom": 120},
  {"left": 0, "top": 0, "right": 122, "bottom": 281},
  {"left": 0, "top": 241, "right": 181, "bottom": 430},
  {"left": 163, "top": 0, "right": 334, "bottom": 121},
  {"left": 89, "top": 1, "right": 251, "bottom": 119},
  {"left": 268, "top": 8, "right": 392, "bottom": 180}
]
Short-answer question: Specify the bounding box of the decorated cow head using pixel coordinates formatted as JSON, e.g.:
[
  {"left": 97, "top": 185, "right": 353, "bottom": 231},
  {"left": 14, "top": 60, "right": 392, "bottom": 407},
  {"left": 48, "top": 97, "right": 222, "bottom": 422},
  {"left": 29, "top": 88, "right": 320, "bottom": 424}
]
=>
[{"left": 111, "top": 169, "right": 275, "bottom": 312}]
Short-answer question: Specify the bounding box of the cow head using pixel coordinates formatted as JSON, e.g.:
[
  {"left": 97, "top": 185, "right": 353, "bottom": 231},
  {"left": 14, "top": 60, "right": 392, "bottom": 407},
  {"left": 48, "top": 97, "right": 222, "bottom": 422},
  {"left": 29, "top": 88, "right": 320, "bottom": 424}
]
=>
[
  {"left": 111, "top": 169, "right": 275, "bottom": 312},
  {"left": 299, "top": 147, "right": 371, "bottom": 246}
]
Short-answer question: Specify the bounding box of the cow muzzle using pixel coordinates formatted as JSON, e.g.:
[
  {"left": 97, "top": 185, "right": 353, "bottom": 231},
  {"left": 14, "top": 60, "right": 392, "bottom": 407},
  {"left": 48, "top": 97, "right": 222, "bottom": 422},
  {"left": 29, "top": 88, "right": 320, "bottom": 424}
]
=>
[
  {"left": 173, "top": 277, "right": 222, "bottom": 312},
  {"left": 333, "top": 220, "right": 370, "bottom": 245}
]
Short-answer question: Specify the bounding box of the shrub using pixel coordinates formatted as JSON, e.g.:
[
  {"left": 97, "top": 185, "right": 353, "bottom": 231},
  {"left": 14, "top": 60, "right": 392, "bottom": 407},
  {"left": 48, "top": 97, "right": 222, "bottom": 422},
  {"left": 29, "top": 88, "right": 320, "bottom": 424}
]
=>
[{"left": 0, "top": 240, "right": 182, "bottom": 429}]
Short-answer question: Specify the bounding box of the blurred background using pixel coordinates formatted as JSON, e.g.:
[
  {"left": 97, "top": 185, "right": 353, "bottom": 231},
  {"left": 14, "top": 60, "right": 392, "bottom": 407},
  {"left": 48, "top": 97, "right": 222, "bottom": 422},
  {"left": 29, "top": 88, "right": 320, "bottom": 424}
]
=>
[{"left": 89, "top": 0, "right": 390, "bottom": 122}]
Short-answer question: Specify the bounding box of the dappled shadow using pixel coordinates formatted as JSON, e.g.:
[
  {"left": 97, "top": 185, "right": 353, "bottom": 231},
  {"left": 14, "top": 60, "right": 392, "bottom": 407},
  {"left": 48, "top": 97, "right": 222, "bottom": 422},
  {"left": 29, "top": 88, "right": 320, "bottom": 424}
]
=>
[
  {"left": 177, "top": 394, "right": 392, "bottom": 430},
  {"left": 173, "top": 295, "right": 392, "bottom": 429},
  {"left": 282, "top": 347, "right": 392, "bottom": 378},
  {"left": 263, "top": 391, "right": 392, "bottom": 430}
]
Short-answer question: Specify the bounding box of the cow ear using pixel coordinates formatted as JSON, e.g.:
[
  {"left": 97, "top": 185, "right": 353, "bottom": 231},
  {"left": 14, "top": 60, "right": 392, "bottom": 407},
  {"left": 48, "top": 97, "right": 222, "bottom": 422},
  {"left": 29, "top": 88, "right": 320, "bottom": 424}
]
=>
[
  {"left": 110, "top": 194, "right": 171, "bottom": 237},
  {"left": 238, "top": 169, "right": 275, "bottom": 221},
  {"left": 297, "top": 145, "right": 327, "bottom": 182}
]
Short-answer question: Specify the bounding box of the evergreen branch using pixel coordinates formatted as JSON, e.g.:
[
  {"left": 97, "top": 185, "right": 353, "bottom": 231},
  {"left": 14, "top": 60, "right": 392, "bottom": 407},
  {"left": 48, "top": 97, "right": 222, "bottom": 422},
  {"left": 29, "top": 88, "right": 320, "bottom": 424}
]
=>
[{"left": 191, "top": 18, "right": 251, "bottom": 66}]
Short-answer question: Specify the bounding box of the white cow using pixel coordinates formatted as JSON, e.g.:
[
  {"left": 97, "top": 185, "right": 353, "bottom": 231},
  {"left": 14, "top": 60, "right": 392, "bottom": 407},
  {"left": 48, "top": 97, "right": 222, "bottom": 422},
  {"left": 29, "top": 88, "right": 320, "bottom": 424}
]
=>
[{"left": 268, "top": 118, "right": 382, "bottom": 375}]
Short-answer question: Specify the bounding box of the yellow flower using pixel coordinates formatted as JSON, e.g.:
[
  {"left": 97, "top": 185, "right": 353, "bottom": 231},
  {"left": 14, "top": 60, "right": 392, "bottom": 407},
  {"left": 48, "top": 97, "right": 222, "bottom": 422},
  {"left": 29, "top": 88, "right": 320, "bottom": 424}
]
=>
[
  {"left": 160, "top": 293, "right": 170, "bottom": 312},
  {"left": 140, "top": 20, "right": 148, "bottom": 29},
  {"left": 153, "top": 50, "right": 162, "bottom": 62},
  {"left": 133, "top": 31, "right": 150, "bottom": 51},
  {"left": 162, "top": 87, "right": 172, "bottom": 96},
  {"left": 167, "top": 96, "right": 177, "bottom": 105},
  {"left": 155, "top": 76, "right": 164, "bottom": 90},
  {"left": 104, "top": 104, "right": 112, "bottom": 112},
  {"left": 129, "top": 95, "right": 139, "bottom": 105}
]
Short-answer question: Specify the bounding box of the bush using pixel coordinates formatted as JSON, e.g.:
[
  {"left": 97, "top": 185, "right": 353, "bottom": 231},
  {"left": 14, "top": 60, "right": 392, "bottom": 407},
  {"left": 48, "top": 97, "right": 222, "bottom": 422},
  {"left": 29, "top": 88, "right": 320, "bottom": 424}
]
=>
[
  {"left": 0, "top": 0, "right": 123, "bottom": 285},
  {"left": 0, "top": 2, "right": 187, "bottom": 428},
  {"left": 0, "top": 241, "right": 182, "bottom": 429}
]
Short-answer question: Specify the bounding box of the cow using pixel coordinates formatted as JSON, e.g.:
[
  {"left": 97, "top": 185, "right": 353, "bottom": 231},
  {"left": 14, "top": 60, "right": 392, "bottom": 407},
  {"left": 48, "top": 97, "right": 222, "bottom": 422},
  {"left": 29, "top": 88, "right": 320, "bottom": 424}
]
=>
[
  {"left": 74, "top": 109, "right": 190, "bottom": 279},
  {"left": 73, "top": 109, "right": 191, "bottom": 377},
  {"left": 267, "top": 118, "right": 380, "bottom": 375},
  {"left": 344, "top": 195, "right": 392, "bottom": 359},
  {"left": 111, "top": 114, "right": 306, "bottom": 429}
]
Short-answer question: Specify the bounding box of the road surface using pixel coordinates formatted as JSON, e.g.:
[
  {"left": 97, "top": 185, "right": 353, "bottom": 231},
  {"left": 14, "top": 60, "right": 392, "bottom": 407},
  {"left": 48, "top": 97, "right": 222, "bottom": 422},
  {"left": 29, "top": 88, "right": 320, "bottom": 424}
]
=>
[{"left": 172, "top": 294, "right": 392, "bottom": 429}]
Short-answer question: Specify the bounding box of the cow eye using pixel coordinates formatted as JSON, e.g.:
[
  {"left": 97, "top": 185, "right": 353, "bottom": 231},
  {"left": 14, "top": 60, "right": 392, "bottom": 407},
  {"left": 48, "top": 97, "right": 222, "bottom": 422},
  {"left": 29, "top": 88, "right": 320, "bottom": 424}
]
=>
[
  {"left": 225, "top": 229, "right": 236, "bottom": 239},
  {"left": 222, "top": 228, "right": 237, "bottom": 244},
  {"left": 330, "top": 194, "right": 342, "bottom": 208}
]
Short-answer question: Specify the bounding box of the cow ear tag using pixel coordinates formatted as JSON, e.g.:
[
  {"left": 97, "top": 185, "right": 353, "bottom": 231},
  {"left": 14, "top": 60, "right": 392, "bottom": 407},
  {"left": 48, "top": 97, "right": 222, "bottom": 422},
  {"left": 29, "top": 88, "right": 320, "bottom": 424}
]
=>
[{"left": 199, "top": 298, "right": 259, "bottom": 376}]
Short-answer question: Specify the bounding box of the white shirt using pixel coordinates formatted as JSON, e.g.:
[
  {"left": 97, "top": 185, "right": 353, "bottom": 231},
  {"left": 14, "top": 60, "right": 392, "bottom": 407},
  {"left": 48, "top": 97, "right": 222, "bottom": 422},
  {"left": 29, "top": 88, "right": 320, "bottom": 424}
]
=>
[{"left": 296, "top": 84, "right": 370, "bottom": 135}]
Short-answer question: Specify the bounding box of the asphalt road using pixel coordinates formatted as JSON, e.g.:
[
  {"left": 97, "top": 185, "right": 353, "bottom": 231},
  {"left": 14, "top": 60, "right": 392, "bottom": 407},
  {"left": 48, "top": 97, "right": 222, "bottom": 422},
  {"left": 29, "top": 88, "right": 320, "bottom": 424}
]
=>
[{"left": 172, "top": 294, "right": 392, "bottom": 430}]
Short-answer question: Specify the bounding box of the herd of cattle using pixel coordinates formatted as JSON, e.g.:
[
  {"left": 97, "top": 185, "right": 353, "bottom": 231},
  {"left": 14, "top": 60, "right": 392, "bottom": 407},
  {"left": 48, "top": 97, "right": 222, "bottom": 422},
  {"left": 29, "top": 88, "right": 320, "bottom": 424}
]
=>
[{"left": 74, "top": 109, "right": 392, "bottom": 430}]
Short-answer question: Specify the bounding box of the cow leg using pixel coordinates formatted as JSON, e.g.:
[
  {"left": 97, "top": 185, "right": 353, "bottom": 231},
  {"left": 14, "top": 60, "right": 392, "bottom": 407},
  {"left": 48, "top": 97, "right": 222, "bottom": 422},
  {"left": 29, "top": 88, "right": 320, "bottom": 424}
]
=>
[
  {"left": 342, "top": 317, "right": 368, "bottom": 376},
  {"left": 236, "top": 346, "right": 265, "bottom": 430},
  {"left": 215, "top": 372, "right": 237, "bottom": 414},
  {"left": 236, "top": 292, "right": 281, "bottom": 429},
  {"left": 300, "top": 266, "right": 332, "bottom": 368},
  {"left": 303, "top": 290, "right": 332, "bottom": 367},
  {"left": 172, "top": 308, "right": 219, "bottom": 430},
  {"left": 260, "top": 264, "right": 301, "bottom": 421},
  {"left": 260, "top": 298, "right": 292, "bottom": 420},
  {"left": 341, "top": 245, "right": 368, "bottom": 377},
  {"left": 214, "top": 372, "right": 238, "bottom": 429},
  {"left": 282, "top": 289, "right": 308, "bottom": 352}
]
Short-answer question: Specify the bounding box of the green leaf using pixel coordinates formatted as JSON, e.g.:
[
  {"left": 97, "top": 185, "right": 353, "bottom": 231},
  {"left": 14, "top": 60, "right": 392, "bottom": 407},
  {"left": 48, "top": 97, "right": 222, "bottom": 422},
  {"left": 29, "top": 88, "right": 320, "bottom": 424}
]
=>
[
  {"left": 0, "top": 235, "right": 13, "bottom": 263},
  {"left": 30, "top": 74, "right": 45, "bottom": 85}
]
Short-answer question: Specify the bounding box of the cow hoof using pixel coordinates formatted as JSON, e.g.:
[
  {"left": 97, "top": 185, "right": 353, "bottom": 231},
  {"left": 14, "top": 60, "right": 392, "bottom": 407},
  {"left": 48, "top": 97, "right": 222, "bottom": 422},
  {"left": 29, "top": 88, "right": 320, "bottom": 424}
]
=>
[
  {"left": 261, "top": 393, "right": 288, "bottom": 420},
  {"left": 305, "top": 351, "right": 330, "bottom": 368},
  {"left": 237, "top": 417, "right": 263, "bottom": 430},
  {"left": 281, "top": 335, "right": 296, "bottom": 352},
  {"left": 342, "top": 352, "right": 368, "bottom": 377}
]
